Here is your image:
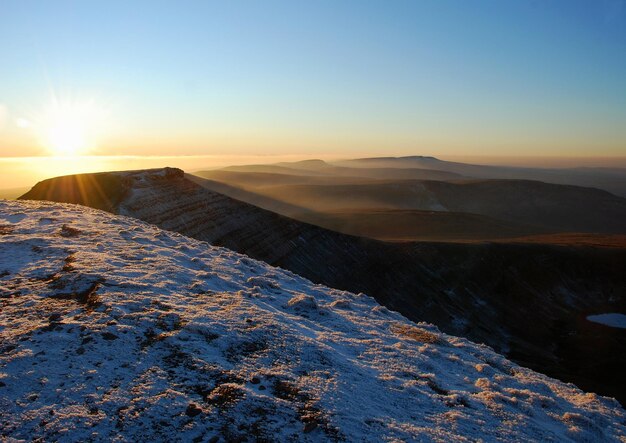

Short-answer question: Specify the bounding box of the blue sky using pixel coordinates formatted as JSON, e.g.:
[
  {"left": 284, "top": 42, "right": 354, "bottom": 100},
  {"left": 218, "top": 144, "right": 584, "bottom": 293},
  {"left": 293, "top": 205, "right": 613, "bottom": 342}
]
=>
[{"left": 0, "top": 0, "right": 625, "bottom": 159}]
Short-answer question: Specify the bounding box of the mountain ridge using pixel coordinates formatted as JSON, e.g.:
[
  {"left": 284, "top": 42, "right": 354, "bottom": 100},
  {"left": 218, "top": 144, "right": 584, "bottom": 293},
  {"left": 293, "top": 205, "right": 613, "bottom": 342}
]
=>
[{"left": 333, "top": 156, "right": 626, "bottom": 196}]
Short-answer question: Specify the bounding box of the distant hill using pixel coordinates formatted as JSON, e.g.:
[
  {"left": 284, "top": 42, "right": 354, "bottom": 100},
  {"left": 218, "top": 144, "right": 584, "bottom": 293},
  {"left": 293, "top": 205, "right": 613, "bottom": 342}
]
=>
[
  {"left": 192, "top": 173, "right": 546, "bottom": 241},
  {"left": 335, "top": 156, "right": 626, "bottom": 197},
  {"left": 194, "top": 168, "right": 626, "bottom": 237},
  {"left": 218, "top": 161, "right": 463, "bottom": 181},
  {"left": 251, "top": 179, "right": 626, "bottom": 233}
]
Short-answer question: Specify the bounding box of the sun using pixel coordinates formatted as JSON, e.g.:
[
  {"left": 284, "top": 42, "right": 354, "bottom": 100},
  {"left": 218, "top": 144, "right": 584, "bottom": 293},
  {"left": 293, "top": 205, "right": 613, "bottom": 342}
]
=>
[
  {"left": 37, "top": 98, "right": 107, "bottom": 157},
  {"left": 46, "top": 115, "right": 86, "bottom": 156}
]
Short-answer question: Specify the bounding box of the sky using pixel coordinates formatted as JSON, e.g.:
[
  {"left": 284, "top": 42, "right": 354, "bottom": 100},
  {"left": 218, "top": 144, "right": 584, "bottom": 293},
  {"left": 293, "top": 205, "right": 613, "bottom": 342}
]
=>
[{"left": 0, "top": 0, "right": 625, "bottom": 186}]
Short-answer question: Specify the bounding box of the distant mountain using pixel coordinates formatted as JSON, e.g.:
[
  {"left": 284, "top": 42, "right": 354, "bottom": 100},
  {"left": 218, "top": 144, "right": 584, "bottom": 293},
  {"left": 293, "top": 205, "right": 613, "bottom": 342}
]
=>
[
  {"left": 335, "top": 156, "right": 626, "bottom": 197},
  {"left": 194, "top": 169, "right": 626, "bottom": 236},
  {"left": 218, "top": 160, "right": 463, "bottom": 181},
  {"left": 244, "top": 179, "right": 626, "bottom": 234},
  {"left": 3, "top": 199, "right": 625, "bottom": 440},
  {"left": 275, "top": 158, "right": 330, "bottom": 169},
  {"left": 222, "top": 163, "right": 332, "bottom": 176},
  {"left": 19, "top": 168, "right": 626, "bottom": 404},
  {"left": 195, "top": 170, "right": 379, "bottom": 189},
  {"left": 190, "top": 174, "right": 544, "bottom": 241}
]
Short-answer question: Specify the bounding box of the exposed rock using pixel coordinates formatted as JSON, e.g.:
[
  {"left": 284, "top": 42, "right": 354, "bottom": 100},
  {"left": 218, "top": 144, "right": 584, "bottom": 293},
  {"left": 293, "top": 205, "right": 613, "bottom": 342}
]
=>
[{"left": 185, "top": 403, "right": 202, "bottom": 417}]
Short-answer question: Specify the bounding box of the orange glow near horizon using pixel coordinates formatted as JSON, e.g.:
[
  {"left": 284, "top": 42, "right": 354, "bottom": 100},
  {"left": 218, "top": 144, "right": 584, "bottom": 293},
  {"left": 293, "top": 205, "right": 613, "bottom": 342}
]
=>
[{"left": 1, "top": 153, "right": 626, "bottom": 192}]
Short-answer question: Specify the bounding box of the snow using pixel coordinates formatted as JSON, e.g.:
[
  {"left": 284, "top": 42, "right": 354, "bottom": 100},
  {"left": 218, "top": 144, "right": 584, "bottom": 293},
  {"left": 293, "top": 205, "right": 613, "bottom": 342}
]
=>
[
  {"left": 1, "top": 199, "right": 625, "bottom": 442},
  {"left": 587, "top": 313, "right": 626, "bottom": 329}
]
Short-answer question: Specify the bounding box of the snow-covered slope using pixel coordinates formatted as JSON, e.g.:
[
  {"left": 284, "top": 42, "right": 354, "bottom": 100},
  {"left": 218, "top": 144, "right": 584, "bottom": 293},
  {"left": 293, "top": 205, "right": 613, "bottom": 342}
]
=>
[{"left": 1, "top": 199, "right": 625, "bottom": 442}]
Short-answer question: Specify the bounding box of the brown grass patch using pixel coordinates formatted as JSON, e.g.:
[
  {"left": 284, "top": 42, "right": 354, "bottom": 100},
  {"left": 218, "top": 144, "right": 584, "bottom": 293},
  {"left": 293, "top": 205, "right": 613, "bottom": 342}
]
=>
[
  {"left": 391, "top": 324, "right": 440, "bottom": 343},
  {"left": 0, "top": 225, "right": 14, "bottom": 235}
]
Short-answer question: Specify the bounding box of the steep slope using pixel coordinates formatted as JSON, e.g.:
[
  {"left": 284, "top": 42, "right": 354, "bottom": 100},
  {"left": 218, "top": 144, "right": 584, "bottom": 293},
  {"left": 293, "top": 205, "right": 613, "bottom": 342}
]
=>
[
  {"left": 19, "top": 168, "right": 626, "bottom": 405},
  {"left": 1, "top": 199, "right": 625, "bottom": 441}
]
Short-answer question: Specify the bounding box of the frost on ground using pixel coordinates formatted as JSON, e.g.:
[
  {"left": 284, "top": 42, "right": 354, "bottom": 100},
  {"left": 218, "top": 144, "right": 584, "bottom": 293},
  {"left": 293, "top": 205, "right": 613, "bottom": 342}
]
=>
[{"left": 1, "top": 200, "right": 625, "bottom": 442}]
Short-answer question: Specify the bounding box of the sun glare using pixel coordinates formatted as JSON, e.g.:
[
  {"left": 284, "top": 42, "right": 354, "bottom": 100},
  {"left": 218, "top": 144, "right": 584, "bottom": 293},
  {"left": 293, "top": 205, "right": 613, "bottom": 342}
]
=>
[{"left": 37, "top": 99, "right": 107, "bottom": 157}]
